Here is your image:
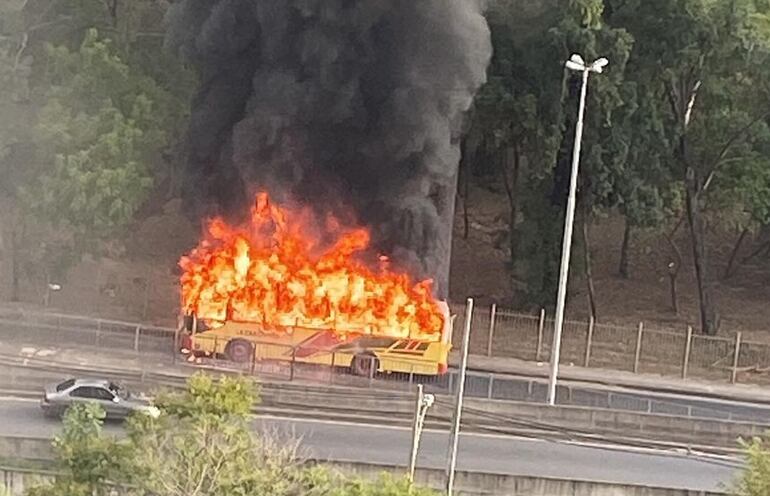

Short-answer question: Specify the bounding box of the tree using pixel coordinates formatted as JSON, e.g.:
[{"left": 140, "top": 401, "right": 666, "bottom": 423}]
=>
[
  {"left": 735, "top": 435, "right": 770, "bottom": 496},
  {"left": 21, "top": 28, "right": 172, "bottom": 280},
  {"left": 29, "top": 373, "right": 434, "bottom": 496},
  {"left": 0, "top": 1, "right": 36, "bottom": 301},
  {"left": 27, "top": 402, "right": 128, "bottom": 496},
  {"left": 0, "top": 1, "right": 195, "bottom": 303},
  {"left": 610, "top": 0, "right": 770, "bottom": 334},
  {"left": 471, "top": 0, "right": 633, "bottom": 316}
]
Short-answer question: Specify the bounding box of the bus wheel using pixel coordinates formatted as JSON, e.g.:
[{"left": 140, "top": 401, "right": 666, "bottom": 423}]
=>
[
  {"left": 351, "top": 353, "right": 378, "bottom": 377},
  {"left": 225, "top": 339, "right": 254, "bottom": 363}
]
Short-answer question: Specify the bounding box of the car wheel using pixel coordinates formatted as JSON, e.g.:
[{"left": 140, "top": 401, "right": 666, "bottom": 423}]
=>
[
  {"left": 225, "top": 339, "right": 255, "bottom": 363},
  {"left": 351, "top": 353, "right": 378, "bottom": 377}
]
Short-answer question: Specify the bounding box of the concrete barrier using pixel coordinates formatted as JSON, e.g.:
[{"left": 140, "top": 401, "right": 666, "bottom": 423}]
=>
[
  {"left": 261, "top": 387, "right": 760, "bottom": 451},
  {"left": 0, "top": 375, "right": 758, "bottom": 452},
  {"left": 0, "top": 460, "right": 726, "bottom": 496},
  {"left": 0, "top": 437, "right": 53, "bottom": 462},
  {"left": 0, "top": 354, "right": 761, "bottom": 451}
]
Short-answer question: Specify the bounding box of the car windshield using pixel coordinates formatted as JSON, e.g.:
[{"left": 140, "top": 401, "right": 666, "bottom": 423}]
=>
[
  {"left": 108, "top": 382, "right": 130, "bottom": 400},
  {"left": 56, "top": 379, "right": 76, "bottom": 392}
]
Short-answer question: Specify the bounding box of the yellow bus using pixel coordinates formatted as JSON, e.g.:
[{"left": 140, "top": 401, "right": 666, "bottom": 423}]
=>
[{"left": 179, "top": 302, "right": 455, "bottom": 376}]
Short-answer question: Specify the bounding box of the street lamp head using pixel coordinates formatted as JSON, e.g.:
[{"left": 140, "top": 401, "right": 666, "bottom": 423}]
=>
[
  {"left": 565, "top": 60, "right": 585, "bottom": 72},
  {"left": 569, "top": 53, "right": 585, "bottom": 66},
  {"left": 566, "top": 54, "right": 609, "bottom": 73},
  {"left": 590, "top": 57, "right": 609, "bottom": 73}
]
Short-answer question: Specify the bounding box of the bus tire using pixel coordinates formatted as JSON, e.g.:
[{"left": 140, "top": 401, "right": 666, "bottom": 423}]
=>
[
  {"left": 351, "top": 353, "right": 378, "bottom": 377},
  {"left": 225, "top": 339, "right": 254, "bottom": 363}
]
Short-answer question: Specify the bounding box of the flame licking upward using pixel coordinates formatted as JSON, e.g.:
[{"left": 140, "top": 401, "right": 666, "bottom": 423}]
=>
[{"left": 179, "top": 193, "right": 446, "bottom": 340}]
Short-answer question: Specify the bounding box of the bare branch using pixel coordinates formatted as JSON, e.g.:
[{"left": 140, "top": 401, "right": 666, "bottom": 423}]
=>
[
  {"left": 683, "top": 80, "right": 702, "bottom": 128},
  {"left": 701, "top": 111, "right": 770, "bottom": 193}
]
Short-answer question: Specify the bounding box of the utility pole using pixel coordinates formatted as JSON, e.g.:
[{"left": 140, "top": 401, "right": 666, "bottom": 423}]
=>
[
  {"left": 408, "top": 384, "right": 435, "bottom": 483},
  {"left": 547, "top": 54, "right": 608, "bottom": 406},
  {"left": 445, "top": 297, "right": 473, "bottom": 495}
]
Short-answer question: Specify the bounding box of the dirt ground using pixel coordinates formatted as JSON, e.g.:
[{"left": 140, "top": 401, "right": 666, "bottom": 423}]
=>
[
  {"left": 451, "top": 183, "right": 770, "bottom": 340},
  {"left": 2, "top": 187, "right": 769, "bottom": 340}
]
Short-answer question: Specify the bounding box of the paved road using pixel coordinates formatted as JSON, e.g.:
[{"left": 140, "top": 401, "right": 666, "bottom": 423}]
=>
[
  {"left": 0, "top": 398, "right": 741, "bottom": 492},
  {"left": 4, "top": 318, "right": 770, "bottom": 423}
]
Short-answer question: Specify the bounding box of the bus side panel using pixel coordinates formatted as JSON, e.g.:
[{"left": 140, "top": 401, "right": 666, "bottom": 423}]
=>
[{"left": 189, "top": 322, "right": 450, "bottom": 376}]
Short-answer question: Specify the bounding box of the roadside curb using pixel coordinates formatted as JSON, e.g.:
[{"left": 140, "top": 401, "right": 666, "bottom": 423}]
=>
[{"left": 455, "top": 354, "right": 770, "bottom": 406}]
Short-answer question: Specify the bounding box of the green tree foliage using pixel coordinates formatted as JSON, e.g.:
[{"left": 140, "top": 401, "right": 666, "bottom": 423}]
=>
[
  {"left": 27, "top": 403, "right": 127, "bottom": 496},
  {"left": 0, "top": 1, "right": 36, "bottom": 300},
  {"left": 474, "top": 0, "right": 770, "bottom": 320},
  {"left": 470, "top": 0, "right": 633, "bottom": 309},
  {"left": 29, "top": 28, "right": 166, "bottom": 242},
  {"left": 0, "top": 1, "right": 195, "bottom": 299},
  {"left": 735, "top": 435, "right": 770, "bottom": 496},
  {"left": 28, "top": 373, "right": 434, "bottom": 496},
  {"left": 608, "top": 0, "right": 770, "bottom": 334}
]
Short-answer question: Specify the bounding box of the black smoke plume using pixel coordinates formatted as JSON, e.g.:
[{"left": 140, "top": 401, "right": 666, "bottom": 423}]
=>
[{"left": 167, "top": 0, "right": 491, "bottom": 298}]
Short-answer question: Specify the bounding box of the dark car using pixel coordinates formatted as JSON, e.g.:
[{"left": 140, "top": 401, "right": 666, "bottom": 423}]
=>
[{"left": 41, "top": 378, "right": 160, "bottom": 420}]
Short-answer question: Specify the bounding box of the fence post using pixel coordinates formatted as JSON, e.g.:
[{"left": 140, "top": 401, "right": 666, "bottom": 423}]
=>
[
  {"left": 290, "top": 347, "right": 296, "bottom": 382},
  {"left": 633, "top": 322, "right": 644, "bottom": 374},
  {"left": 486, "top": 304, "right": 497, "bottom": 357},
  {"left": 731, "top": 332, "right": 743, "bottom": 384},
  {"left": 96, "top": 320, "right": 102, "bottom": 347},
  {"left": 487, "top": 374, "right": 494, "bottom": 399},
  {"left": 584, "top": 316, "right": 595, "bottom": 368},
  {"left": 133, "top": 325, "right": 141, "bottom": 352},
  {"left": 368, "top": 355, "right": 375, "bottom": 385},
  {"left": 536, "top": 308, "right": 546, "bottom": 362},
  {"left": 682, "top": 326, "right": 693, "bottom": 379},
  {"left": 329, "top": 352, "right": 336, "bottom": 385}
]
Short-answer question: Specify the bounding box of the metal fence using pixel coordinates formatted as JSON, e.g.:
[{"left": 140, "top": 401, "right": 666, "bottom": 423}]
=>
[
  {"left": 464, "top": 302, "right": 770, "bottom": 386},
  {"left": 3, "top": 301, "right": 770, "bottom": 391},
  {"left": 0, "top": 305, "right": 177, "bottom": 361}
]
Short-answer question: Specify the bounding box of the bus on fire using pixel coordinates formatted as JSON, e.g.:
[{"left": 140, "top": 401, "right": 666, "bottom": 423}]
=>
[{"left": 179, "top": 301, "right": 454, "bottom": 377}]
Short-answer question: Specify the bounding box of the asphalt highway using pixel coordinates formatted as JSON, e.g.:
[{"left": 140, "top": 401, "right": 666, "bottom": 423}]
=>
[
  {"left": 4, "top": 317, "right": 770, "bottom": 423},
  {"left": 0, "top": 397, "right": 741, "bottom": 492}
]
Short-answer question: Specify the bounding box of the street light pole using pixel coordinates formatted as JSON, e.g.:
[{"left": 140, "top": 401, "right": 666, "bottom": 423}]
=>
[
  {"left": 408, "top": 384, "right": 434, "bottom": 483},
  {"left": 547, "top": 54, "right": 608, "bottom": 407},
  {"left": 445, "top": 297, "right": 473, "bottom": 496}
]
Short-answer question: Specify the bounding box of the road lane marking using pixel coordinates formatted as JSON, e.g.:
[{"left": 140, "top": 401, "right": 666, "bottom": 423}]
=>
[
  {"left": 253, "top": 414, "right": 742, "bottom": 465},
  {"left": 0, "top": 397, "right": 38, "bottom": 403},
  {"left": 0, "top": 398, "right": 746, "bottom": 467}
]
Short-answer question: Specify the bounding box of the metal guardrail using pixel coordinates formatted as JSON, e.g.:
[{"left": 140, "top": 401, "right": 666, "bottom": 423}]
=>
[
  {"left": 5, "top": 298, "right": 769, "bottom": 387},
  {"left": 0, "top": 356, "right": 755, "bottom": 456},
  {"left": 2, "top": 304, "right": 770, "bottom": 423},
  {"left": 450, "top": 302, "right": 770, "bottom": 387}
]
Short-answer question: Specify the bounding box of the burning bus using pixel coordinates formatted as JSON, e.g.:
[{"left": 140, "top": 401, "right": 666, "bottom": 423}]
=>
[{"left": 178, "top": 193, "right": 455, "bottom": 376}]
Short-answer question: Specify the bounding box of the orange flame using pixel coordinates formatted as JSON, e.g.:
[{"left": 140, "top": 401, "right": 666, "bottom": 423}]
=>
[{"left": 179, "top": 193, "right": 445, "bottom": 340}]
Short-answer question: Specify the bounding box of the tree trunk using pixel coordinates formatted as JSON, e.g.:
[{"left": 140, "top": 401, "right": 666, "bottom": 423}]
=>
[
  {"left": 8, "top": 225, "right": 20, "bottom": 302},
  {"left": 582, "top": 212, "right": 598, "bottom": 321},
  {"left": 668, "top": 272, "right": 679, "bottom": 314},
  {"left": 496, "top": 143, "right": 520, "bottom": 263},
  {"left": 463, "top": 156, "right": 470, "bottom": 240},
  {"left": 664, "top": 229, "right": 682, "bottom": 315},
  {"left": 508, "top": 144, "right": 521, "bottom": 264},
  {"left": 723, "top": 228, "right": 749, "bottom": 279},
  {"left": 619, "top": 217, "right": 632, "bottom": 279},
  {"left": 684, "top": 169, "right": 719, "bottom": 335}
]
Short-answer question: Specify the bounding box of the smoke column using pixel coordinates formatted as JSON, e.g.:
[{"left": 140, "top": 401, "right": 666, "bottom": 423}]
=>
[{"left": 167, "top": 0, "right": 491, "bottom": 298}]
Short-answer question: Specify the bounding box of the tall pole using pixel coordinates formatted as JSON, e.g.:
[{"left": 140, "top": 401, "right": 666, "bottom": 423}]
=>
[
  {"left": 547, "top": 68, "right": 590, "bottom": 406},
  {"left": 408, "top": 384, "right": 425, "bottom": 483},
  {"left": 446, "top": 297, "right": 473, "bottom": 495}
]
